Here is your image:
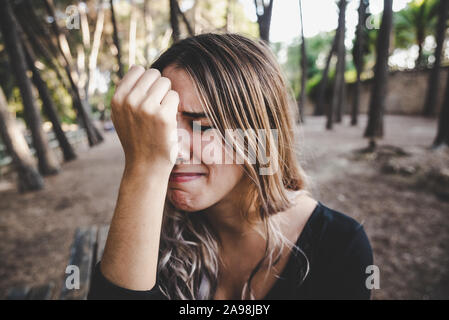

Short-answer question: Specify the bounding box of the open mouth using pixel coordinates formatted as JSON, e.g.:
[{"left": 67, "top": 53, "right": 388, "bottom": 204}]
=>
[{"left": 169, "top": 172, "right": 207, "bottom": 183}]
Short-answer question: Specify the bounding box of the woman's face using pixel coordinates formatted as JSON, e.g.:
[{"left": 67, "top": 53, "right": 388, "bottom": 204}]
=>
[{"left": 162, "top": 65, "right": 246, "bottom": 212}]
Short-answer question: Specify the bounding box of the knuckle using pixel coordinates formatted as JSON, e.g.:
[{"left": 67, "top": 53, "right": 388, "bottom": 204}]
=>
[
  {"left": 142, "top": 99, "right": 159, "bottom": 111},
  {"left": 131, "top": 65, "right": 145, "bottom": 73},
  {"left": 125, "top": 95, "right": 137, "bottom": 108},
  {"left": 159, "top": 76, "right": 171, "bottom": 87},
  {"left": 148, "top": 68, "right": 161, "bottom": 78},
  {"left": 168, "top": 90, "right": 179, "bottom": 99}
]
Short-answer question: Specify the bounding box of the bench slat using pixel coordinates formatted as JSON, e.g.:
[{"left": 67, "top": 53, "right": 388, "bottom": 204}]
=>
[
  {"left": 59, "top": 226, "right": 98, "bottom": 300},
  {"left": 27, "top": 282, "right": 55, "bottom": 300},
  {"left": 95, "top": 225, "right": 109, "bottom": 265},
  {"left": 6, "top": 286, "right": 30, "bottom": 300}
]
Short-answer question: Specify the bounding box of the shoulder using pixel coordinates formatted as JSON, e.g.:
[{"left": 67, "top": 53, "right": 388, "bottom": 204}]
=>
[
  {"left": 306, "top": 201, "right": 369, "bottom": 251},
  {"left": 298, "top": 200, "right": 373, "bottom": 277},
  {"left": 296, "top": 202, "right": 374, "bottom": 299}
]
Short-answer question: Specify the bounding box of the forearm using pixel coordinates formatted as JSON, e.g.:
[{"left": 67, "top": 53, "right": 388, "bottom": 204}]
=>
[{"left": 100, "top": 163, "right": 171, "bottom": 290}]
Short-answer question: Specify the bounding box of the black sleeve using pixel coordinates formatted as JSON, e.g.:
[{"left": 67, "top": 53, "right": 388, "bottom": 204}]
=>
[
  {"left": 87, "top": 262, "right": 167, "bottom": 300},
  {"left": 330, "top": 225, "right": 374, "bottom": 300}
]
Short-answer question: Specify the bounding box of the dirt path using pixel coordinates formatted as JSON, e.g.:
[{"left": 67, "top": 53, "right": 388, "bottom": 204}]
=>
[{"left": 0, "top": 115, "right": 448, "bottom": 299}]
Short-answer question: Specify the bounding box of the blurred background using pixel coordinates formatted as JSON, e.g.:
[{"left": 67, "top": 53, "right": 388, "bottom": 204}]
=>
[{"left": 0, "top": 0, "right": 448, "bottom": 300}]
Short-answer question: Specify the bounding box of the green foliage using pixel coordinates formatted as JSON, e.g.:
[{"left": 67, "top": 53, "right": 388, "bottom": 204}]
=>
[{"left": 394, "top": 0, "right": 439, "bottom": 50}]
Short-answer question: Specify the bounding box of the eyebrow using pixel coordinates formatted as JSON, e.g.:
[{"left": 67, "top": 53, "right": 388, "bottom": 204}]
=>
[{"left": 181, "top": 111, "right": 207, "bottom": 118}]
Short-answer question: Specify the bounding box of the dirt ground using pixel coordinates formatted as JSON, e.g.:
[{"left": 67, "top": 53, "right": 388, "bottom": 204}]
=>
[{"left": 0, "top": 114, "right": 448, "bottom": 299}]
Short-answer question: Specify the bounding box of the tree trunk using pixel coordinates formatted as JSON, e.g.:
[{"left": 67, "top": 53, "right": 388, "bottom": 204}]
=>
[
  {"left": 315, "top": 33, "right": 338, "bottom": 116},
  {"left": 87, "top": 1, "right": 106, "bottom": 97},
  {"left": 110, "top": 0, "right": 124, "bottom": 78},
  {"left": 175, "top": 0, "right": 194, "bottom": 37},
  {"left": 328, "top": 0, "right": 347, "bottom": 129},
  {"left": 43, "top": 0, "right": 103, "bottom": 146},
  {"left": 254, "top": 0, "right": 274, "bottom": 43},
  {"left": 423, "top": 0, "right": 448, "bottom": 117},
  {"left": 351, "top": 0, "right": 369, "bottom": 126},
  {"left": 143, "top": 0, "right": 153, "bottom": 64},
  {"left": 225, "top": 0, "right": 235, "bottom": 32},
  {"left": 170, "top": 0, "right": 181, "bottom": 43},
  {"left": 364, "top": 0, "right": 393, "bottom": 148},
  {"left": 21, "top": 35, "right": 77, "bottom": 162},
  {"left": 129, "top": 0, "right": 137, "bottom": 67},
  {"left": 0, "top": 87, "right": 44, "bottom": 192},
  {"left": 0, "top": 0, "right": 59, "bottom": 176},
  {"left": 434, "top": 78, "right": 449, "bottom": 147},
  {"left": 297, "top": 0, "right": 307, "bottom": 123}
]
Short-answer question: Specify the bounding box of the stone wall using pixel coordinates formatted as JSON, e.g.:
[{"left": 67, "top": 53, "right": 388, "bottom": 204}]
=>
[{"left": 304, "top": 66, "right": 448, "bottom": 116}]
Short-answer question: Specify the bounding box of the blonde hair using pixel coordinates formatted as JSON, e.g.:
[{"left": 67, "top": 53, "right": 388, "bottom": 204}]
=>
[{"left": 151, "top": 33, "right": 310, "bottom": 299}]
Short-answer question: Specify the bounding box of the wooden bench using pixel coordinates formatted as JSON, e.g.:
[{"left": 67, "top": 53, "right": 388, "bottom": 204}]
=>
[{"left": 5, "top": 224, "right": 109, "bottom": 300}]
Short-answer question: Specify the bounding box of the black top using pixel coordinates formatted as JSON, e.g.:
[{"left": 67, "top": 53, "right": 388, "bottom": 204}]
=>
[{"left": 87, "top": 201, "right": 373, "bottom": 300}]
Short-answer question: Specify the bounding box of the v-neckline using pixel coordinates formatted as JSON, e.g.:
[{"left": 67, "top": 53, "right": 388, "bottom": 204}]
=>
[{"left": 261, "top": 201, "right": 321, "bottom": 300}]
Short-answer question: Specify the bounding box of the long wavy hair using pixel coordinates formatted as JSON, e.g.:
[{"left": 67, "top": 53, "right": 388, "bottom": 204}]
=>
[{"left": 150, "top": 32, "right": 310, "bottom": 299}]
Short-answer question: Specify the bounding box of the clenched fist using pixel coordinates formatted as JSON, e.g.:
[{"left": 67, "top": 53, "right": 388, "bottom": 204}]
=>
[{"left": 111, "top": 65, "right": 180, "bottom": 171}]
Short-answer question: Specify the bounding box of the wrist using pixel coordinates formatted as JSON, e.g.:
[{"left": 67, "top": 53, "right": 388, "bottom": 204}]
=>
[{"left": 123, "top": 160, "right": 173, "bottom": 179}]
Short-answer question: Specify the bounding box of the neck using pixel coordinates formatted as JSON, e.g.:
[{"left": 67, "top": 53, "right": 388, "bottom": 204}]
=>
[{"left": 203, "top": 177, "right": 264, "bottom": 245}]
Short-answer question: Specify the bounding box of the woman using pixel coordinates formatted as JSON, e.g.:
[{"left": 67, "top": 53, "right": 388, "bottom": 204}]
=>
[{"left": 88, "top": 33, "right": 373, "bottom": 300}]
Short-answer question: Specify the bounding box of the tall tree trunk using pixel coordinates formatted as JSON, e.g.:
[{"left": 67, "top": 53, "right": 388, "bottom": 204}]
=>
[
  {"left": 297, "top": 0, "right": 307, "bottom": 123},
  {"left": 225, "top": 0, "right": 235, "bottom": 32},
  {"left": 434, "top": 67, "right": 449, "bottom": 147},
  {"left": 351, "top": 0, "right": 369, "bottom": 126},
  {"left": 423, "top": 0, "right": 448, "bottom": 117},
  {"left": 0, "top": 87, "right": 44, "bottom": 192},
  {"left": 170, "top": 0, "right": 181, "bottom": 43},
  {"left": 175, "top": 0, "right": 194, "bottom": 36},
  {"left": 21, "top": 35, "right": 77, "bottom": 162},
  {"left": 315, "top": 33, "right": 338, "bottom": 116},
  {"left": 0, "top": 0, "right": 59, "bottom": 175},
  {"left": 328, "top": 0, "right": 347, "bottom": 129},
  {"left": 143, "top": 0, "right": 153, "bottom": 64},
  {"left": 129, "top": 0, "right": 137, "bottom": 67},
  {"left": 254, "top": 0, "right": 274, "bottom": 43},
  {"left": 364, "top": 0, "right": 393, "bottom": 149},
  {"left": 110, "top": 0, "right": 124, "bottom": 78},
  {"left": 87, "top": 1, "right": 106, "bottom": 97},
  {"left": 43, "top": 0, "right": 103, "bottom": 146}
]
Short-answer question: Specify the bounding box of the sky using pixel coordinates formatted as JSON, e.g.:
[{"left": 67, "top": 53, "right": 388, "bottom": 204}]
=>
[{"left": 240, "top": 0, "right": 413, "bottom": 44}]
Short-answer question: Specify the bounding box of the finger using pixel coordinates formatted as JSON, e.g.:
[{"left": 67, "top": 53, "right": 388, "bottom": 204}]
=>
[
  {"left": 160, "top": 90, "right": 179, "bottom": 110},
  {"left": 144, "top": 77, "right": 172, "bottom": 106},
  {"left": 124, "top": 69, "right": 161, "bottom": 109},
  {"left": 159, "top": 90, "right": 180, "bottom": 117},
  {"left": 113, "top": 65, "right": 145, "bottom": 106}
]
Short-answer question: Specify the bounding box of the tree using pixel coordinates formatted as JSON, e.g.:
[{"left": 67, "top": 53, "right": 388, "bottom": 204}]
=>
[
  {"left": 110, "top": 0, "right": 124, "bottom": 78},
  {"left": 351, "top": 0, "right": 369, "bottom": 126},
  {"left": 0, "top": 87, "right": 44, "bottom": 192},
  {"left": 42, "top": 0, "right": 103, "bottom": 146},
  {"left": 254, "top": 0, "right": 274, "bottom": 43},
  {"left": 170, "top": 0, "right": 194, "bottom": 43},
  {"left": 394, "top": 0, "right": 439, "bottom": 69},
  {"left": 297, "top": 0, "right": 307, "bottom": 123},
  {"left": 20, "top": 34, "right": 77, "bottom": 162},
  {"left": 327, "top": 0, "right": 347, "bottom": 129},
  {"left": 315, "top": 34, "right": 338, "bottom": 116},
  {"left": 364, "top": 0, "right": 393, "bottom": 149},
  {"left": 0, "top": 0, "right": 60, "bottom": 175},
  {"left": 422, "top": 0, "right": 449, "bottom": 117},
  {"left": 434, "top": 66, "right": 449, "bottom": 147}
]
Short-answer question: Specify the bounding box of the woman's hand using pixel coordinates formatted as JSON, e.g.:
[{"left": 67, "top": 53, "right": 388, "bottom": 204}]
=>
[{"left": 111, "top": 65, "right": 179, "bottom": 171}]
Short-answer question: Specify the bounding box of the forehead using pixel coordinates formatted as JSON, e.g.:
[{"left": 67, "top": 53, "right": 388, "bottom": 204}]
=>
[{"left": 162, "top": 65, "right": 202, "bottom": 113}]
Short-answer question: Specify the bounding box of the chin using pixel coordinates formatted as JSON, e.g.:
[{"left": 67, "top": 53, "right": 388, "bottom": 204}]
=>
[{"left": 167, "top": 189, "right": 205, "bottom": 212}]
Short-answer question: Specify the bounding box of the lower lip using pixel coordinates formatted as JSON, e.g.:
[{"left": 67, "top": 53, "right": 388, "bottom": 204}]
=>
[{"left": 169, "top": 173, "right": 206, "bottom": 183}]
